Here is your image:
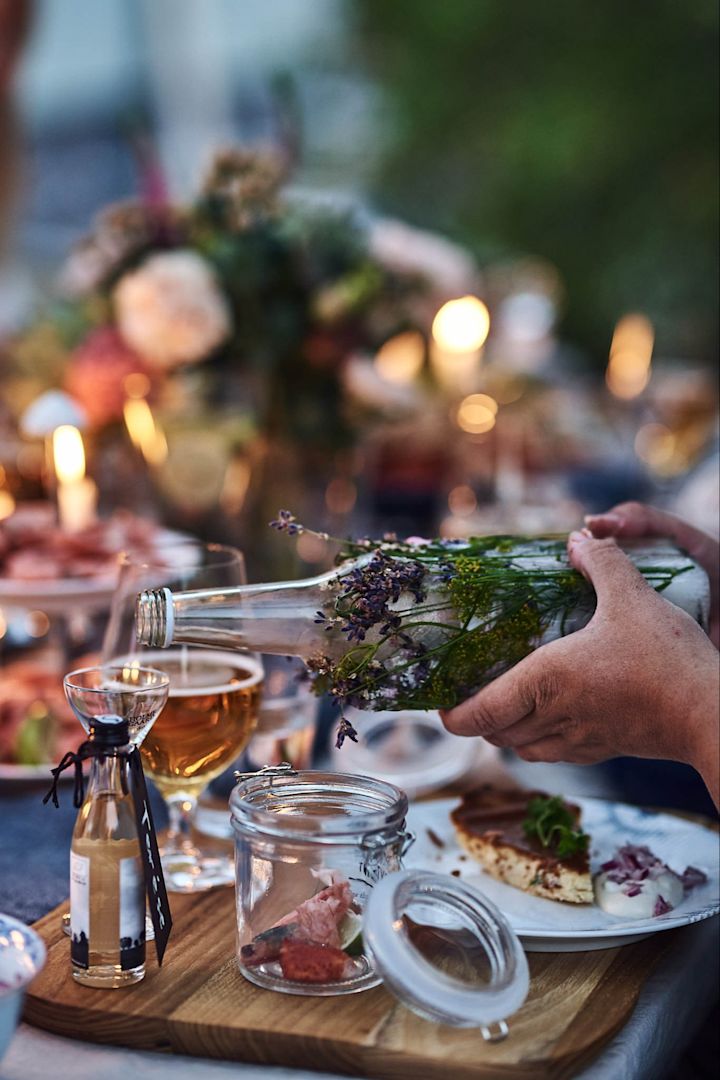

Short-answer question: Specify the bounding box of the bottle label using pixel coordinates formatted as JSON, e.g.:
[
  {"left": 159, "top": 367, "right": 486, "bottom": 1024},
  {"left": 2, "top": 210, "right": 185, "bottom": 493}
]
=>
[
  {"left": 119, "top": 856, "right": 145, "bottom": 971},
  {"left": 70, "top": 851, "right": 89, "bottom": 969}
]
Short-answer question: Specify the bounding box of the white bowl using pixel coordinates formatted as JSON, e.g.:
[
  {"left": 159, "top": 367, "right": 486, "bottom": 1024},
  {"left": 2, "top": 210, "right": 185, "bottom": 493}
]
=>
[{"left": 0, "top": 914, "right": 47, "bottom": 1061}]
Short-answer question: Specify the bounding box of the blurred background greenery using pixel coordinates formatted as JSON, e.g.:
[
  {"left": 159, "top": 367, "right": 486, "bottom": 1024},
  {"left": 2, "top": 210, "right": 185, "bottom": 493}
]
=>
[
  {"left": 357, "top": 0, "right": 719, "bottom": 366},
  {"left": 3, "top": 0, "right": 717, "bottom": 374}
]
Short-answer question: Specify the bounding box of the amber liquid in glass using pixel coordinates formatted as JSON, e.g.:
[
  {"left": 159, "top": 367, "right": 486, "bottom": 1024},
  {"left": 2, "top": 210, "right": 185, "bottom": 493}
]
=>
[{"left": 139, "top": 649, "right": 263, "bottom": 798}]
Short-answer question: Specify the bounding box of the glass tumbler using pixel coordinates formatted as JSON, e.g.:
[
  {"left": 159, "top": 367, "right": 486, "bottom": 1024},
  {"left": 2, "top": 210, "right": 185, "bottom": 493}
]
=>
[{"left": 230, "top": 770, "right": 413, "bottom": 996}]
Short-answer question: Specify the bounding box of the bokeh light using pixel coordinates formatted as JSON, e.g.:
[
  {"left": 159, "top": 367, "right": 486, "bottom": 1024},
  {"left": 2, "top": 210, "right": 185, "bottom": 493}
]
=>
[
  {"left": 325, "top": 476, "right": 357, "bottom": 515},
  {"left": 606, "top": 313, "right": 654, "bottom": 399},
  {"left": 634, "top": 422, "right": 678, "bottom": 474},
  {"left": 0, "top": 490, "right": 15, "bottom": 521},
  {"left": 432, "top": 296, "right": 490, "bottom": 353},
  {"left": 374, "top": 331, "right": 425, "bottom": 384},
  {"left": 447, "top": 485, "right": 478, "bottom": 516},
  {"left": 123, "top": 398, "right": 168, "bottom": 466},
  {"left": 456, "top": 393, "right": 498, "bottom": 434}
]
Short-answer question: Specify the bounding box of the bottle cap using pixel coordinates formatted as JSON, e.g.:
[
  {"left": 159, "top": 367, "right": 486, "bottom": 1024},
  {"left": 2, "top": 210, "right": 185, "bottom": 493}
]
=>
[{"left": 88, "top": 716, "right": 131, "bottom": 748}]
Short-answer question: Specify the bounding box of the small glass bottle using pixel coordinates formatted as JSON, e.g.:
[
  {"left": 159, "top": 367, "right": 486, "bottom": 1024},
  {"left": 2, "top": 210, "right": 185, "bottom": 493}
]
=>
[
  {"left": 70, "top": 717, "right": 146, "bottom": 988},
  {"left": 135, "top": 537, "right": 710, "bottom": 711}
]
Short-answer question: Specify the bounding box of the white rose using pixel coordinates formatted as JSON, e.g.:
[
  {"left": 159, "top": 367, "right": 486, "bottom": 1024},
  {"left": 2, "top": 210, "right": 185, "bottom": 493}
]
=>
[
  {"left": 114, "top": 250, "right": 231, "bottom": 369},
  {"left": 369, "top": 217, "right": 480, "bottom": 296}
]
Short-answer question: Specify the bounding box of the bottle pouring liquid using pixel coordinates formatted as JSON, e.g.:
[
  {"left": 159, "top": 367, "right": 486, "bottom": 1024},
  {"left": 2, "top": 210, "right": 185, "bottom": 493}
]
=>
[
  {"left": 70, "top": 717, "right": 146, "bottom": 988},
  {"left": 135, "top": 536, "right": 710, "bottom": 712}
]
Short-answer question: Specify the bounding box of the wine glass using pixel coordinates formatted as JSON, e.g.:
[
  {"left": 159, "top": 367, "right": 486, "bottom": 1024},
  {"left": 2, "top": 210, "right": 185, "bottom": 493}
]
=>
[
  {"left": 102, "top": 541, "right": 264, "bottom": 893},
  {"left": 60, "top": 664, "right": 170, "bottom": 938}
]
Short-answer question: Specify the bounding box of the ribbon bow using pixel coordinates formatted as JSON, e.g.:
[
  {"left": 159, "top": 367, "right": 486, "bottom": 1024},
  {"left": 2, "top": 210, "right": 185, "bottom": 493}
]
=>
[{"left": 43, "top": 741, "right": 131, "bottom": 809}]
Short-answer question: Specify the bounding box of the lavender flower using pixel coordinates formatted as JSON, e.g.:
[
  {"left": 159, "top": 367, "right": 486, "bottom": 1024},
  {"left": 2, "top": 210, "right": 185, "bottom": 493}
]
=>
[
  {"left": 335, "top": 716, "right": 359, "bottom": 749},
  {"left": 269, "top": 509, "right": 304, "bottom": 535},
  {"left": 334, "top": 550, "right": 428, "bottom": 645}
]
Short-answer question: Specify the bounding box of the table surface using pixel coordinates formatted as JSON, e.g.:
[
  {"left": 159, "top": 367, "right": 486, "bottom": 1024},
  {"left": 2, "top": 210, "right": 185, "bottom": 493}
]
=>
[{"left": 1, "top": 758, "right": 718, "bottom": 1080}]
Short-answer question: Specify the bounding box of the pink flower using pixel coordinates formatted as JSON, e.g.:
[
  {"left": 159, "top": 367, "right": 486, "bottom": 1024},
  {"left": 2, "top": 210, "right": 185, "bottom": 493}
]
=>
[
  {"left": 113, "top": 250, "right": 231, "bottom": 369},
  {"left": 64, "top": 327, "right": 150, "bottom": 428}
]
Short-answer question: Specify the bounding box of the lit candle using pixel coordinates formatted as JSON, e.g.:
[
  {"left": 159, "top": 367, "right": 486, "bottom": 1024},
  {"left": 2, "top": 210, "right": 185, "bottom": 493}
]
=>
[
  {"left": 52, "top": 425, "right": 98, "bottom": 533},
  {"left": 123, "top": 377, "right": 167, "bottom": 467},
  {"left": 606, "top": 313, "right": 654, "bottom": 400},
  {"left": 430, "top": 295, "right": 490, "bottom": 393}
]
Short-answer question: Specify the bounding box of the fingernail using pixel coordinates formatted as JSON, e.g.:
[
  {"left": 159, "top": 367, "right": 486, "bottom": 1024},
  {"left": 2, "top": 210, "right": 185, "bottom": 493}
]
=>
[
  {"left": 569, "top": 529, "right": 592, "bottom": 544},
  {"left": 584, "top": 512, "right": 621, "bottom": 525}
]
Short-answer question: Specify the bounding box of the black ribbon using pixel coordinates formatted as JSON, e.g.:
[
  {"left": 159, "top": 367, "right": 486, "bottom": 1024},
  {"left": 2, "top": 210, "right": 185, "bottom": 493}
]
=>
[
  {"left": 127, "top": 748, "right": 172, "bottom": 965},
  {"left": 43, "top": 741, "right": 100, "bottom": 809},
  {"left": 44, "top": 742, "right": 172, "bottom": 966}
]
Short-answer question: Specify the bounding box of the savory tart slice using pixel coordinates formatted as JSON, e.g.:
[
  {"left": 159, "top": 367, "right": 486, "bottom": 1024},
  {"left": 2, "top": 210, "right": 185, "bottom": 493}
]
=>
[{"left": 451, "top": 786, "right": 593, "bottom": 904}]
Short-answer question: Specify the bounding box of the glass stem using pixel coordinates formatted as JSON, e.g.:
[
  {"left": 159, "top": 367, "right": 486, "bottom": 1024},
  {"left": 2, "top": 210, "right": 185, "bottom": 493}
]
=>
[{"left": 164, "top": 793, "right": 199, "bottom": 856}]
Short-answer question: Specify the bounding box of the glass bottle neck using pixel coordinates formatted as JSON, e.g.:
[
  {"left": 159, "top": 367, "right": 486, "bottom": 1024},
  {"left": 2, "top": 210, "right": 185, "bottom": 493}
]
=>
[
  {"left": 86, "top": 750, "right": 131, "bottom": 799},
  {"left": 137, "top": 569, "right": 351, "bottom": 658}
]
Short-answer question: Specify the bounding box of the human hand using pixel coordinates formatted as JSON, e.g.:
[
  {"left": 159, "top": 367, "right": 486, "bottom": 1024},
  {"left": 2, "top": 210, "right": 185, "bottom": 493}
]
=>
[
  {"left": 441, "top": 530, "right": 719, "bottom": 808},
  {"left": 584, "top": 502, "right": 719, "bottom": 646}
]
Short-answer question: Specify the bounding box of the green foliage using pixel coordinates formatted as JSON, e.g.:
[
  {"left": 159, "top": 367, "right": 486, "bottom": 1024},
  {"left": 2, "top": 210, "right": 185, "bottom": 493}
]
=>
[{"left": 356, "top": 0, "right": 719, "bottom": 363}]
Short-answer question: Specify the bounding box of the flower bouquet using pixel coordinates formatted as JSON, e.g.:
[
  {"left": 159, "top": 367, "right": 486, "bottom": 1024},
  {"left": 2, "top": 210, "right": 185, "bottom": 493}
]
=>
[{"left": 4, "top": 150, "right": 475, "bottom": 450}]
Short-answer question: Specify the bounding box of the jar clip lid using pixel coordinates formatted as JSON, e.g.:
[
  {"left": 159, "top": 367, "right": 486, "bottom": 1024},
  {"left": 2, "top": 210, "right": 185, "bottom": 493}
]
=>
[
  {"left": 234, "top": 762, "right": 298, "bottom": 784},
  {"left": 362, "top": 869, "right": 529, "bottom": 1037}
]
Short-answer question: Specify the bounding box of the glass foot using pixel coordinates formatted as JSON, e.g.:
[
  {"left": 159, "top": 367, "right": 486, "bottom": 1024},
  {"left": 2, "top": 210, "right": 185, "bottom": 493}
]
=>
[
  {"left": 160, "top": 851, "right": 235, "bottom": 893},
  {"left": 193, "top": 801, "right": 233, "bottom": 841}
]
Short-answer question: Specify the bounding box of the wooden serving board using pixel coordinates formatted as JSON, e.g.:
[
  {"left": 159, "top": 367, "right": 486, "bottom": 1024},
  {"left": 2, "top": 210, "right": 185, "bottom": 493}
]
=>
[{"left": 24, "top": 891, "right": 676, "bottom": 1080}]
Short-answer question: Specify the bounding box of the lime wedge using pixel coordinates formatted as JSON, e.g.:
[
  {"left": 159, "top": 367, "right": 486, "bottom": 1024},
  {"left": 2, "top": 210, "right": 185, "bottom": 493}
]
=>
[
  {"left": 15, "top": 704, "right": 55, "bottom": 765},
  {"left": 338, "top": 911, "right": 363, "bottom": 955}
]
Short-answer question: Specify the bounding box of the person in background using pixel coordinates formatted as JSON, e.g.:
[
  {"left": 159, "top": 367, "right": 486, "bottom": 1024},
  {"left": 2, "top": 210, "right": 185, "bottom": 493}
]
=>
[
  {"left": 442, "top": 502, "right": 719, "bottom": 811},
  {"left": 0, "top": 0, "right": 33, "bottom": 335}
]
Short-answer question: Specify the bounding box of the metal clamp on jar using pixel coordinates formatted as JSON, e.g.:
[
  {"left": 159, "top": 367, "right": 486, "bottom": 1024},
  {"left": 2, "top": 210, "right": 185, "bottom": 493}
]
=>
[{"left": 230, "top": 768, "right": 529, "bottom": 1038}]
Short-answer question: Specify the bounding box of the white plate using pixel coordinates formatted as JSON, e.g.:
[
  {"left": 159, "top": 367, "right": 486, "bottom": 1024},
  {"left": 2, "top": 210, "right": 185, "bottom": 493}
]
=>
[
  {"left": 405, "top": 796, "right": 720, "bottom": 951},
  {"left": 0, "top": 573, "right": 119, "bottom": 616}
]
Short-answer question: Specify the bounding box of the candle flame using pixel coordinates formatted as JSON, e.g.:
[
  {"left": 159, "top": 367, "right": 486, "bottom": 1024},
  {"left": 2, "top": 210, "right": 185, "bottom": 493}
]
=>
[
  {"left": 432, "top": 296, "right": 490, "bottom": 353},
  {"left": 123, "top": 398, "right": 168, "bottom": 466},
  {"left": 0, "top": 489, "right": 15, "bottom": 521},
  {"left": 52, "top": 425, "right": 86, "bottom": 484},
  {"left": 606, "top": 314, "right": 654, "bottom": 399}
]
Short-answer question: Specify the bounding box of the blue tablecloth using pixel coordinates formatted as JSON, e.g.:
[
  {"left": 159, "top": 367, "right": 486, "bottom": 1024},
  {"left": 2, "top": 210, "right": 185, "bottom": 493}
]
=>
[{"left": 0, "top": 783, "right": 168, "bottom": 924}]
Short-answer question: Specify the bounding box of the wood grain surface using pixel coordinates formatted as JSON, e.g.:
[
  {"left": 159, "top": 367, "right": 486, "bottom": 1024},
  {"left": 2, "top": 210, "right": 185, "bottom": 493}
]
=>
[{"left": 24, "top": 891, "right": 677, "bottom": 1080}]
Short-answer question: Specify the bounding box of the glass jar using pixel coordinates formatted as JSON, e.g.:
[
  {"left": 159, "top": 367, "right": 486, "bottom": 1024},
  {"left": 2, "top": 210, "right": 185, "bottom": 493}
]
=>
[
  {"left": 230, "top": 768, "right": 530, "bottom": 1038},
  {"left": 230, "top": 769, "right": 412, "bottom": 996}
]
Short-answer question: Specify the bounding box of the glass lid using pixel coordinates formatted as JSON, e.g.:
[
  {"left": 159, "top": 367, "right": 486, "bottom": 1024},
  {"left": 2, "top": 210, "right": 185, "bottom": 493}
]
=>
[{"left": 362, "top": 870, "right": 529, "bottom": 1039}]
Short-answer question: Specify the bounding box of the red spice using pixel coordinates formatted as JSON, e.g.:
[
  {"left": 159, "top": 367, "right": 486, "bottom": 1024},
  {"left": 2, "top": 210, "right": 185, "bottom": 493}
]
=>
[{"left": 278, "top": 940, "right": 351, "bottom": 983}]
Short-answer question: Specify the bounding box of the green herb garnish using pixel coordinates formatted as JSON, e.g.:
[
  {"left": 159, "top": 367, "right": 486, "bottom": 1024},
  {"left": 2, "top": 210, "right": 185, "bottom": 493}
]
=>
[{"left": 522, "top": 795, "right": 590, "bottom": 859}]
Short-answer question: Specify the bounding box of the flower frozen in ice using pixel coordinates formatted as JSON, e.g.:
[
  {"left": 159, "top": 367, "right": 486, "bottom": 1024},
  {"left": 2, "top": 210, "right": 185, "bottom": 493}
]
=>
[{"left": 114, "top": 250, "right": 231, "bottom": 369}]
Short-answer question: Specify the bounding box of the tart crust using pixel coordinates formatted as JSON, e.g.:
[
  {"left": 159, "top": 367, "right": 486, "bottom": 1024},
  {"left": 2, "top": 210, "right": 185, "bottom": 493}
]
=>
[{"left": 451, "top": 785, "right": 593, "bottom": 905}]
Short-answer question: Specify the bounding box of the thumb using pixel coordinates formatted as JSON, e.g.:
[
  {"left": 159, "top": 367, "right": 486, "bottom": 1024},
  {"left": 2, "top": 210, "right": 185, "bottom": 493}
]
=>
[
  {"left": 568, "top": 530, "right": 651, "bottom": 616},
  {"left": 440, "top": 645, "right": 564, "bottom": 737}
]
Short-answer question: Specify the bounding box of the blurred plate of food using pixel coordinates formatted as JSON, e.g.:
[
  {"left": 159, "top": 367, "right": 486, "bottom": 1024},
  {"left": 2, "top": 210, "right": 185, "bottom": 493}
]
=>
[
  {"left": 0, "top": 504, "right": 174, "bottom": 614},
  {"left": 329, "top": 708, "right": 489, "bottom": 798}
]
